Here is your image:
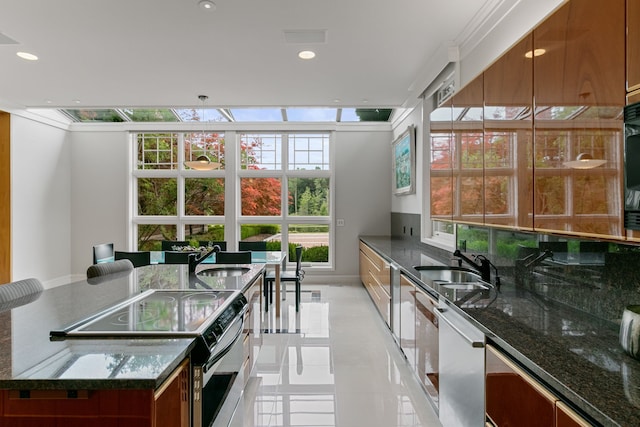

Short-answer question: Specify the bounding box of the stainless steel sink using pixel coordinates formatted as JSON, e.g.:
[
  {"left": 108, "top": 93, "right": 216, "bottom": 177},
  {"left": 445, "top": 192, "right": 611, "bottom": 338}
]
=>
[
  {"left": 414, "top": 266, "right": 482, "bottom": 283},
  {"left": 197, "top": 266, "right": 251, "bottom": 277}
]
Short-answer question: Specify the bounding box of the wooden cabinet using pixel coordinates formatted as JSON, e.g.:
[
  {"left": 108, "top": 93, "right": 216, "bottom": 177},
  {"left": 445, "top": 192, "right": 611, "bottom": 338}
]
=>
[
  {"left": 483, "top": 34, "right": 534, "bottom": 229},
  {"left": 0, "top": 359, "right": 190, "bottom": 427},
  {"left": 486, "top": 344, "right": 556, "bottom": 426},
  {"left": 429, "top": 0, "right": 629, "bottom": 240},
  {"left": 153, "top": 358, "right": 190, "bottom": 427},
  {"left": 533, "top": 0, "right": 624, "bottom": 106},
  {"left": 627, "top": 0, "right": 640, "bottom": 92},
  {"left": 555, "top": 401, "right": 592, "bottom": 427},
  {"left": 532, "top": 0, "right": 625, "bottom": 239},
  {"left": 451, "top": 75, "right": 484, "bottom": 225},
  {"left": 359, "top": 242, "right": 390, "bottom": 326}
]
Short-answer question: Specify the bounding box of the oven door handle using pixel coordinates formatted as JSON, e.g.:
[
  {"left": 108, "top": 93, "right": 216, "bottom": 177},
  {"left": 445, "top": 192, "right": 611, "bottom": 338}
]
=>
[{"left": 203, "top": 314, "right": 245, "bottom": 373}]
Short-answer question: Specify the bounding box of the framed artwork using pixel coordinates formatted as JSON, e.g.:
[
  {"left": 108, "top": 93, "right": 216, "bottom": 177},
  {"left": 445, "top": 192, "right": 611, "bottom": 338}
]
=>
[{"left": 392, "top": 125, "right": 416, "bottom": 195}]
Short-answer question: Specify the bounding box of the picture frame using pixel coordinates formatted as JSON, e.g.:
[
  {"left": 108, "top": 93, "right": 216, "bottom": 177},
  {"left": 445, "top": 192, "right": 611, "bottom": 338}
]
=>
[{"left": 392, "top": 125, "right": 416, "bottom": 196}]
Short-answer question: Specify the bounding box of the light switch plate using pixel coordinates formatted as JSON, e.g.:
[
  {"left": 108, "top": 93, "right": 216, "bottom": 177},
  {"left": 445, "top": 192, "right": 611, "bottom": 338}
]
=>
[{"left": 337, "top": 219, "right": 345, "bottom": 226}]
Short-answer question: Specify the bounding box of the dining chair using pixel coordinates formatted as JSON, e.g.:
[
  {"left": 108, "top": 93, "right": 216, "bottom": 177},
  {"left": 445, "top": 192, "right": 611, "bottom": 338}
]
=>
[
  {"left": 215, "top": 251, "right": 252, "bottom": 264},
  {"left": 579, "top": 241, "right": 609, "bottom": 253},
  {"left": 164, "top": 251, "right": 192, "bottom": 264},
  {"left": 114, "top": 251, "right": 151, "bottom": 268},
  {"left": 0, "top": 278, "right": 44, "bottom": 312},
  {"left": 86, "top": 259, "right": 134, "bottom": 279},
  {"left": 239, "top": 241, "right": 267, "bottom": 251},
  {"left": 92, "top": 242, "right": 114, "bottom": 264},
  {"left": 265, "top": 245, "right": 305, "bottom": 311}
]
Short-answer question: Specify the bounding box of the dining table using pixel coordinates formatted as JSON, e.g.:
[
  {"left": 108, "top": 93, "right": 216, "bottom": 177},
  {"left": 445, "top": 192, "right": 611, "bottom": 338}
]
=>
[{"left": 151, "top": 250, "right": 289, "bottom": 316}]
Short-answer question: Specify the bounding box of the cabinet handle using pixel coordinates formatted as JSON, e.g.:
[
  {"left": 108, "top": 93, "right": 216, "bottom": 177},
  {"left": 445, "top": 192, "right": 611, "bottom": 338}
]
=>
[{"left": 436, "top": 307, "right": 484, "bottom": 348}]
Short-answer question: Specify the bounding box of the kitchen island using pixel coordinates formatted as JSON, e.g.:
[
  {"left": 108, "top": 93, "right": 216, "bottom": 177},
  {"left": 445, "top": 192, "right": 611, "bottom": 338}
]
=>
[
  {"left": 0, "top": 263, "right": 265, "bottom": 426},
  {"left": 360, "top": 236, "right": 640, "bottom": 427}
]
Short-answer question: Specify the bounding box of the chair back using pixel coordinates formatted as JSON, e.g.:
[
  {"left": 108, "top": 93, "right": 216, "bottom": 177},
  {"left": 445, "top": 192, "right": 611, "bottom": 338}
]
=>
[
  {"left": 164, "top": 251, "right": 192, "bottom": 264},
  {"left": 93, "top": 242, "right": 114, "bottom": 264},
  {"left": 87, "top": 259, "right": 134, "bottom": 279},
  {"left": 0, "top": 278, "right": 44, "bottom": 311},
  {"left": 114, "top": 251, "right": 151, "bottom": 268},
  {"left": 239, "top": 241, "right": 267, "bottom": 251},
  {"left": 216, "top": 251, "right": 252, "bottom": 264}
]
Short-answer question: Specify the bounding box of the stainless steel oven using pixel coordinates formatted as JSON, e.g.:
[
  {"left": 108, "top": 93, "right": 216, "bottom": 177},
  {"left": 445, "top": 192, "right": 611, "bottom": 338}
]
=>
[{"left": 51, "top": 289, "right": 248, "bottom": 427}]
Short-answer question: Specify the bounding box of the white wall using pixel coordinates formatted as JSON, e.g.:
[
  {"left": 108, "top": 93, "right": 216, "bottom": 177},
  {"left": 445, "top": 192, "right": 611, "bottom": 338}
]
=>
[
  {"left": 11, "top": 115, "right": 71, "bottom": 287},
  {"left": 69, "top": 130, "right": 129, "bottom": 277},
  {"left": 333, "top": 128, "right": 392, "bottom": 280}
]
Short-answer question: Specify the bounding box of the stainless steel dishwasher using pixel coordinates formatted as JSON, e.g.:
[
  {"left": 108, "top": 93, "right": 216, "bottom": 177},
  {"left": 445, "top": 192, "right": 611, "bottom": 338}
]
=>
[{"left": 436, "top": 300, "right": 485, "bottom": 427}]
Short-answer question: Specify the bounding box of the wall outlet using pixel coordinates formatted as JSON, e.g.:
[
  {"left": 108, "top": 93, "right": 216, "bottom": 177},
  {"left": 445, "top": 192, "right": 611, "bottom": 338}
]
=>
[{"left": 337, "top": 219, "right": 345, "bottom": 226}]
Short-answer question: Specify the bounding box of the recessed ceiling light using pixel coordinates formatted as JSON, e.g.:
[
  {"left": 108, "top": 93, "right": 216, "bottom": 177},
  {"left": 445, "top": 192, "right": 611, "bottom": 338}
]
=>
[
  {"left": 524, "top": 48, "right": 546, "bottom": 58},
  {"left": 298, "top": 50, "right": 316, "bottom": 60},
  {"left": 198, "top": 0, "right": 216, "bottom": 10},
  {"left": 16, "top": 51, "right": 38, "bottom": 61}
]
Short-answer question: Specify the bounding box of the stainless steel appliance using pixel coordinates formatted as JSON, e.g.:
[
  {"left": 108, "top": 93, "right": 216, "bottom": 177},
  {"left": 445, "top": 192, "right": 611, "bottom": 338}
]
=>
[
  {"left": 436, "top": 300, "right": 485, "bottom": 427},
  {"left": 51, "top": 289, "right": 248, "bottom": 427},
  {"left": 624, "top": 101, "right": 640, "bottom": 230}
]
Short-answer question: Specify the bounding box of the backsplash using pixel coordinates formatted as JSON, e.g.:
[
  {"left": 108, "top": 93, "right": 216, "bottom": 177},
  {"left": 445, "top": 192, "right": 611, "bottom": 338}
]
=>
[
  {"left": 391, "top": 212, "right": 421, "bottom": 241},
  {"left": 441, "top": 224, "right": 640, "bottom": 324}
]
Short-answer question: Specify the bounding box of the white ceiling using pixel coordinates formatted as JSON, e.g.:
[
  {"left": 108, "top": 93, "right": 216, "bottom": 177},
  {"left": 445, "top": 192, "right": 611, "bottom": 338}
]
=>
[{"left": 1, "top": 0, "right": 513, "bottom": 110}]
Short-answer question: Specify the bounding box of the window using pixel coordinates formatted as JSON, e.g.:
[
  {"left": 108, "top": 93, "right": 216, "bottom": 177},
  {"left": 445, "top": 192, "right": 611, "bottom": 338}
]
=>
[
  {"left": 133, "top": 131, "right": 334, "bottom": 268},
  {"left": 238, "top": 132, "right": 332, "bottom": 267}
]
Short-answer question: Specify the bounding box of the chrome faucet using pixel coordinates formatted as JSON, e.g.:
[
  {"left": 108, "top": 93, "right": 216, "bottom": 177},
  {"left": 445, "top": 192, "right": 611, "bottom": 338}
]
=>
[
  {"left": 452, "top": 249, "right": 501, "bottom": 290},
  {"left": 188, "top": 245, "right": 221, "bottom": 274}
]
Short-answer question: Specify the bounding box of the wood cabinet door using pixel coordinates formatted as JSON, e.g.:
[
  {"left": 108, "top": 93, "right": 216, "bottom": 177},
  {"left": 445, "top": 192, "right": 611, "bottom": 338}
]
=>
[
  {"left": 485, "top": 345, "right": 556, "bottom": 427},
  {"left": 628, "top": 0, "right": 640, "bottom": 92},
  {"left": 452, "top": 75, "right": 485, "bottom": 224},
  {"left": 534, "top": 0, "right": 624, "bottom": 106},
  {"left": 154, "top": 359, "right": 190, "bottom": 427},
  {"left": 556, "top": 401, "right": 592, "bottom": 427},
  {"left": 532, "top": 0, "right": 625, "bottom": 239},
  {"left": 483, "top": 34, "right": 534, "bottom": 229}
]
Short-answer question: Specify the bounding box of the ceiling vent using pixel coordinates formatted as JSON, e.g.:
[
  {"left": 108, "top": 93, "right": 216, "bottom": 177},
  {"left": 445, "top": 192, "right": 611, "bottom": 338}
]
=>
[{"left": 283, "top": 29, "right": 327, "bottom": 44}]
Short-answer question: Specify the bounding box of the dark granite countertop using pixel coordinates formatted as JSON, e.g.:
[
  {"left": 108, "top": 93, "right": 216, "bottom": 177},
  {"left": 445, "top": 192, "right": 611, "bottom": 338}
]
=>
[
  {"left": 360, "top": 236, "right": 640, "bottom": 427},
  {"left": 0, "top": 263, "right": 265, "bottom": 390}
]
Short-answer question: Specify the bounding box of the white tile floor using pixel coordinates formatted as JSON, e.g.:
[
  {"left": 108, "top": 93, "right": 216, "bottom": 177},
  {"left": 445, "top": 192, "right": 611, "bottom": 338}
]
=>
[{"left": 230, "top": 283, "right": 442, "bottom": 427}]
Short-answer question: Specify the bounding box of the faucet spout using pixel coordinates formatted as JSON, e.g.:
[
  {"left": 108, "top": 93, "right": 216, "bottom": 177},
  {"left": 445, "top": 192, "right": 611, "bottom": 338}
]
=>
[
  {"left": 188, "top": 245, "right": 221, "bottom": 274},
  {"left": 452, "top": 250, "right": 501, "bottom": 290}
]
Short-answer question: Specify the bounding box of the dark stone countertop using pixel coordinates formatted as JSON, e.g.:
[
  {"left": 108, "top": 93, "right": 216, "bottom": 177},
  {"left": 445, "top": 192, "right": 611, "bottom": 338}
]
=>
[
  {"left": 0, "top": 263, "right": 265, "bottom": 390},
  {"left": 360, "top": 236, "right": 640, "bottom": 427}
]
